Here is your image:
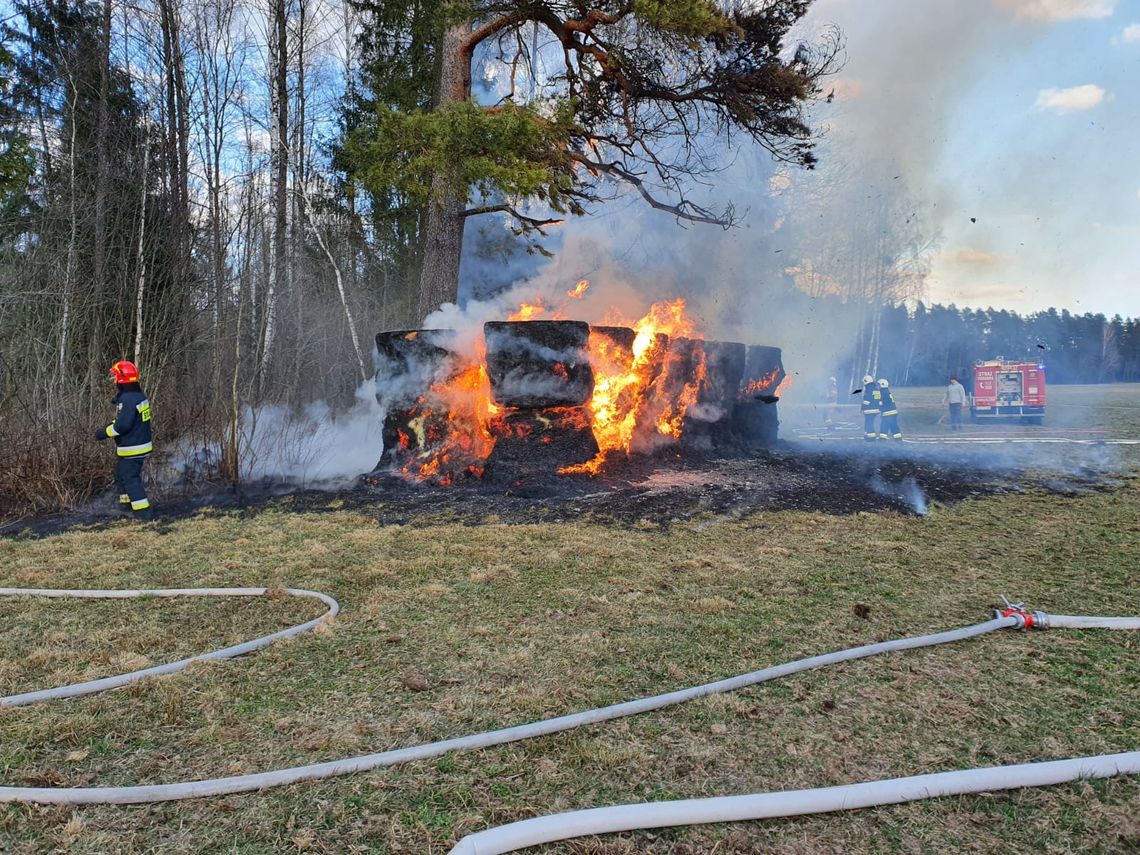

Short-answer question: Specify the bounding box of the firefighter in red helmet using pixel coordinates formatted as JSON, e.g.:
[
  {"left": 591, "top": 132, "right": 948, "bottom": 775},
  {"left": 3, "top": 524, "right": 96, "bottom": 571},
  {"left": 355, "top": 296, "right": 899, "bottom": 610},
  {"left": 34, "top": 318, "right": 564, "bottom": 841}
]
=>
[{"left": 93, "top": 360, "right": 154, "bottom": 519}]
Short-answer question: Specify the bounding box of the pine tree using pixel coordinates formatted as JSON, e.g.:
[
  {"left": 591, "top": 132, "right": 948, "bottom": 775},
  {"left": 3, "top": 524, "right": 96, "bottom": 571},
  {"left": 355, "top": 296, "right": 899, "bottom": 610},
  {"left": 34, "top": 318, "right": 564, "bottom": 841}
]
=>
[{"left": 343, "top": 0, "right": 838, "bottom": 320}]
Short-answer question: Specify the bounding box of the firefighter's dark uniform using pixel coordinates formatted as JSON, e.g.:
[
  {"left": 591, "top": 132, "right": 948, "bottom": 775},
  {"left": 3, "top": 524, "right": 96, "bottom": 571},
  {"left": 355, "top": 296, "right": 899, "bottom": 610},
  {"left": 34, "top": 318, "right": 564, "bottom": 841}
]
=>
[
  {"left": 861, "top": 386, "right": 882, "bottom": 442},
  {"left": 99, "top": 384, "right": 154, "bottom": 517},
  {"left": 879, "top": 386, "right": 903, "bottom": 441}
]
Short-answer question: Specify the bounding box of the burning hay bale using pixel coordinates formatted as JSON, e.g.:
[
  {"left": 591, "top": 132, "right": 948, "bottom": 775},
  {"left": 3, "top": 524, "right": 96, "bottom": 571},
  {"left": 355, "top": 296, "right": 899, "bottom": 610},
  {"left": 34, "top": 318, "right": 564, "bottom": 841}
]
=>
[
  {"left": 484, "top": 321, "right": 594, "bottom": 408},
  {"left": 484, "top": 408, "right": 599, "bottom": 482},
  {"left": 483, "top": 321, "right": 599, "bottom": 479},
  {"left": 733, "top": 344, "right": 785, "bottom": 448},
  {"left": 373, "top": 300, "right": 783, "bottom": 484},
  {"left": 374, "top": 329, "right": 459, "bottom": 467},
  {"left": 677, "top": 339, "right": 747, "bottom": 451}
]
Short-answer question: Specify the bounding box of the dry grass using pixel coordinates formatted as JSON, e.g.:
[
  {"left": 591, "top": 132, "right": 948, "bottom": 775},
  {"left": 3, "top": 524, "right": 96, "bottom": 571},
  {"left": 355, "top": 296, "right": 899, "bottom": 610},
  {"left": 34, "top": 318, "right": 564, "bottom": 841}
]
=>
[{"left": 0, "top": 484, "right": 1138, "bottom": 854}]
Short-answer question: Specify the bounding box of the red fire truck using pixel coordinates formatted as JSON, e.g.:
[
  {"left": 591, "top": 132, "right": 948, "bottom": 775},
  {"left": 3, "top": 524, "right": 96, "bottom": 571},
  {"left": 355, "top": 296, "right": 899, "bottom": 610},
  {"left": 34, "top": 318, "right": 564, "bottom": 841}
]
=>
[{"left": 970, "top": 358, "right": 1046, "bottom": 424}]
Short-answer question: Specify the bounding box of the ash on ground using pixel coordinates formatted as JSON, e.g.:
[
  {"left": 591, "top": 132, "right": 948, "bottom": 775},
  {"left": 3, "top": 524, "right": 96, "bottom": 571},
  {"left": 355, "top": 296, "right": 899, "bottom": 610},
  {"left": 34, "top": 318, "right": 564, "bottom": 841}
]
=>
[{"left": 2, "top": 440, "right": 1130, "bottom": 538}]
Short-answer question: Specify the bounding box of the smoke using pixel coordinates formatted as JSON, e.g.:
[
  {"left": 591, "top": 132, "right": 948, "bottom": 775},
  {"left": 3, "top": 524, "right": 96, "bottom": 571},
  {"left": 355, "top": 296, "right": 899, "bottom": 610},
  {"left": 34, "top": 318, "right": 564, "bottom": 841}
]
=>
[
  {"left": 451, "top": 0, "right": 1121, "bottom": 402},
  {"left": 239, "top": 381, "right": 384, "bottom": 483},
  {"left": 171, "top": 380, "right": 385, "bottom": 487},
  {"left": 870, "top": 472, "right": 929, "bottom": 515}
]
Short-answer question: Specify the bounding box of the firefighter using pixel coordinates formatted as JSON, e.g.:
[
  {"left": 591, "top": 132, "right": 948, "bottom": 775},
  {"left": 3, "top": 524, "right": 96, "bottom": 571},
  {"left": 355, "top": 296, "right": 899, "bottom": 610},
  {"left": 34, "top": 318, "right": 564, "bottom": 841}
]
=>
[
  {"left": 860, "top": 374, "right": 881, "bottom": 442},
  {"left": 93, "top": 360, "right": 154, "bottom": 520},
  {"left": 878, "top": 378, "right": 903, "bottom": 441}
]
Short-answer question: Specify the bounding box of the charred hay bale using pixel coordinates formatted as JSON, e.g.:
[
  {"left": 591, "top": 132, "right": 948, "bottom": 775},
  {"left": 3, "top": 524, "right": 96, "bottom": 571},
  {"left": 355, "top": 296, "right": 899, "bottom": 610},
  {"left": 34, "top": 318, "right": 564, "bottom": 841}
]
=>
[
  {"left": 655, "top": 336, "right": 704, "bottom": 403},
  {"left": 675, "top": 339, "right": 746, "bottom": 452},
  {"left": 696, "top": 340, "right": 746, "bottom": 416},
  {"left": 732, "top": 344, "right": 783, "bottom": 449},
  {"left": 732, "top": 398, "right": 780, "bottom": 448},
  {"left": 658, "top": 338, "right": 745, "bottom": 423},
  {"left": 374, "top": 328, "right": 459, "bottom": 403},
  {"left": 484, "top": 320, "right": 594, "bottom": 409},
  {"left": 483, "top": 407, "right": 599, "bottom": 482},
  {"left": 742, "top": 345, "right": 785, "bottom": 395},
  {"left": 589, "top": 325, "right": 636, "bottom": 363},
  {"left": 374, "top": 329, "right": 459, "bottom": 467}
]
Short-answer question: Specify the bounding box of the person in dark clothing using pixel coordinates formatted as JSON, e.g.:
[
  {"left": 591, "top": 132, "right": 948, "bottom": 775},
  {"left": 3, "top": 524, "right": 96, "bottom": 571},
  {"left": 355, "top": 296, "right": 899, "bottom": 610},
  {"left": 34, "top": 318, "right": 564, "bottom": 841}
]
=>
[
  {"left": 877, "top": 378, "right": 903, "bottom": 441},
  {"left": 93, "top": 360, "right": 154, "bottom": 519},
  {"left": 860, "top": 374, "right": 881, "bottom": 442}
]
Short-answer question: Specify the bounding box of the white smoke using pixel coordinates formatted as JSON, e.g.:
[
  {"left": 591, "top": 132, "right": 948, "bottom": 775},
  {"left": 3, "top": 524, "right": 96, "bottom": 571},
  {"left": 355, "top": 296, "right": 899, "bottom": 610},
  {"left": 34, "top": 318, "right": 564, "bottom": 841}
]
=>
[
  {"left": 169, "top": 379, "right": 386, "bottom": 487},
  {"left": 239, "top": 379, "right": 384, "bottom": 483}
]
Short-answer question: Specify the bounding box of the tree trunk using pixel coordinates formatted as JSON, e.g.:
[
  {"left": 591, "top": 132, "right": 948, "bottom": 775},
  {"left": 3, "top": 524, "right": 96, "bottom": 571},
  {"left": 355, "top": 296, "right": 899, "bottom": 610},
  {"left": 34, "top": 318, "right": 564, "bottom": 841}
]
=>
[
  {"left": 415, "top": 22, "right": 472, "bottom": 322},
  {"left": 260, "top": 0, "right": 289, "bottom": 383},
  {"left": 60, "top": 83, "right": 79, "bottom": 378},
  {"left": 90, "top": 0, "right": 111, "bottom": 379},
  {"left": 133, "top": 133, "right": 150, "bottom": 365}
]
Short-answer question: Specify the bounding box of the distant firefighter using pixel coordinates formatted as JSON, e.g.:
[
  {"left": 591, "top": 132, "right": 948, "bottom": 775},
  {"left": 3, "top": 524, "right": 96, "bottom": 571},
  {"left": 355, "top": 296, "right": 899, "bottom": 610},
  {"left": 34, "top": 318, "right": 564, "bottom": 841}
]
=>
[
  {"left": 860, "top": 374, "right": 881, "bottom": 442},
  {"left": 877, "top": 378, "right": 903, "bottom": 441}
]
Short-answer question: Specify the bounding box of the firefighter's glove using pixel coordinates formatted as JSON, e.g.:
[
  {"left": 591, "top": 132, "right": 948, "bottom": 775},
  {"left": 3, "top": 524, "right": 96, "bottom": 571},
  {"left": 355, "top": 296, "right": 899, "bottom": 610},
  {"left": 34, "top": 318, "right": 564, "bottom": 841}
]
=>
[{"left": 94, "top": 428, "right": 109, "bottom": 441}]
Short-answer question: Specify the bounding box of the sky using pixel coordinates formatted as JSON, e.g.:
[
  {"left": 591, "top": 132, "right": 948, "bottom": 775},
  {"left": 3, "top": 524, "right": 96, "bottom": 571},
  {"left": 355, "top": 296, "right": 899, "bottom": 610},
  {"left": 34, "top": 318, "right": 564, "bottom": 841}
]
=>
[{"left": 801, "top": 0, "right": 1140, "bottom": 317}]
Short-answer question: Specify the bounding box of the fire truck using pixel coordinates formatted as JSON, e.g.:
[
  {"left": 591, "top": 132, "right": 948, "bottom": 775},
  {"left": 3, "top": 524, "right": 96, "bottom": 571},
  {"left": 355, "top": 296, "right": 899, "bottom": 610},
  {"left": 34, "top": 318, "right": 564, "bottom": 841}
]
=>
[{"left": 970, "top": 358, "right": 1046, "bottom": 424}]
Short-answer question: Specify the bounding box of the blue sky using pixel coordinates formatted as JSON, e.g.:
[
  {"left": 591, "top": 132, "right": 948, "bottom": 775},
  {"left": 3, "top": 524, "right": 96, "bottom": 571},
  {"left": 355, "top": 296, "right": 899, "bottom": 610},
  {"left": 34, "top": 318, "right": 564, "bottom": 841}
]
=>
[{"left": 809, "top": 0, "right": 1140, "bottom": 317}]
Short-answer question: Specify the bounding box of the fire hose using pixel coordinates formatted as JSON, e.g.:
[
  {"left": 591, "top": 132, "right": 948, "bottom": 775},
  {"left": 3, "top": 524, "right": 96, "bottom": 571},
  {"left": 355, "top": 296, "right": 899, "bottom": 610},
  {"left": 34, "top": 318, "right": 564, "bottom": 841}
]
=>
[{"left": 0, "top": 590, "right": 1137, "bottom": 855}]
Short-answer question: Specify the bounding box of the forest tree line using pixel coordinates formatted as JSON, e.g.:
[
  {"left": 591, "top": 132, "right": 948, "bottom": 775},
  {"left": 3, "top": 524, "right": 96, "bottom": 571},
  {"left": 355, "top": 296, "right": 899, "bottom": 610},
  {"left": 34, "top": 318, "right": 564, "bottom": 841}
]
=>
[{"left": 870, "top": 302, "right": 1140, "bottom": 389}]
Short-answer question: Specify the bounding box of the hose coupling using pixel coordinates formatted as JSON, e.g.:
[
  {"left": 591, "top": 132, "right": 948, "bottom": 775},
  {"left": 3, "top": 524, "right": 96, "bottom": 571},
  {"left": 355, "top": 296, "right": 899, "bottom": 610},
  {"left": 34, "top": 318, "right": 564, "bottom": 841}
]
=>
[{"left": 995, "top": 595, "right": 1048, "bottom": 629}]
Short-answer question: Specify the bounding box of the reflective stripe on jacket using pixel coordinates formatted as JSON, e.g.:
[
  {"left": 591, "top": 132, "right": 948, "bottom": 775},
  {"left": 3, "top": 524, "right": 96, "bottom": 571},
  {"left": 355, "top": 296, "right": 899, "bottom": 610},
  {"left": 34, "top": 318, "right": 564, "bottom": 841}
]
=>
[
  {"left": 106, "top": 388, "right": 154, "bottom": 457},
  {"left": 879, "top": 388, "right": 898, "bottom": 417},
  {"left": 861, "top": 388, "right": 882, "bottom": 415}
]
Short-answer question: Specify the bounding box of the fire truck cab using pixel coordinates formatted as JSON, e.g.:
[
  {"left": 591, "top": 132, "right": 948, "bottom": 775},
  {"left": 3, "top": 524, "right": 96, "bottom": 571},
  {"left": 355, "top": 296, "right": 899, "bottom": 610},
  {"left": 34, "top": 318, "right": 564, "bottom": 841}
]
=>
[{"left": 970, "top": 358, "right": 1046, "bottom": 424}]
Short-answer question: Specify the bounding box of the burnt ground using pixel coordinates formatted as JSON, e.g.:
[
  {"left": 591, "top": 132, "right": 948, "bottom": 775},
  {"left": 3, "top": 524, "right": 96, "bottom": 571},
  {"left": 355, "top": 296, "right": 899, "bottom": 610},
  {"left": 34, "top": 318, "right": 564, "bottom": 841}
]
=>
[{"left": 1, "top": 439, "right": 1132, "bottom": 539}]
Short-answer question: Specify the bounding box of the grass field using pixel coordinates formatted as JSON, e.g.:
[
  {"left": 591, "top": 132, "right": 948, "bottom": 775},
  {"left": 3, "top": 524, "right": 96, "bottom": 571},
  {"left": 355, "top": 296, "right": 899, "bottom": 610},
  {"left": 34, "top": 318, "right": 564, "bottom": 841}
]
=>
[{"left": 1, "top": 387, "right": 1139, "bottom": 854}]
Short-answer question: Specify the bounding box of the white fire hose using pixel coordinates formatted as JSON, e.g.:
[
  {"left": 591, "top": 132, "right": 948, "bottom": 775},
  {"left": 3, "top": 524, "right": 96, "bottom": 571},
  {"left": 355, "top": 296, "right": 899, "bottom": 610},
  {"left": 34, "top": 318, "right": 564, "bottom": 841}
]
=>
[
  {"left": 448, "top": 752, "right": 1140, "bottom": 855},
  {"left": 0, "top": 587, "right": 339, "bottom": 707},
  {"left": 1, "top": 589, "right": 1137, "bottom": 855}
]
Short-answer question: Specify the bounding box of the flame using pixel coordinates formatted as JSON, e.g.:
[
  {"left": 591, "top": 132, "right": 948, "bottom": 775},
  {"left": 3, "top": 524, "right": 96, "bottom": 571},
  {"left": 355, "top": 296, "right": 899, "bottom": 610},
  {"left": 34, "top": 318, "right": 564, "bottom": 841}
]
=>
[
  {"left": 390, "top": 293, "right": 710, "bottom": 482},
  {"left": 508, "top": 279, "right": 589, "bottom": 322},
  {"left": 561, "top": 298, "right": 705, "bottom": 475},
  {"left": 508, "top": 300, "right": 548, "bottom": 321},
  {"left": 743, "top": 368, "right": 782, "bottom": 396},
  {"left": 398, "top": 350, "right": 500, "bottom": 483},
  {"left": 774, "top": 373, "right": 794, "bottom": 397}
]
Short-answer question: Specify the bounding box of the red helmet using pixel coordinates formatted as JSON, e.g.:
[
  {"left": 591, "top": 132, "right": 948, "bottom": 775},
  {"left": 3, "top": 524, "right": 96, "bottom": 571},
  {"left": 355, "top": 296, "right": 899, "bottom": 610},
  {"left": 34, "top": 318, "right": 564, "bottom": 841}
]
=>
[{"left": 110, "top": 360, "right": 140, "bottom": 383}]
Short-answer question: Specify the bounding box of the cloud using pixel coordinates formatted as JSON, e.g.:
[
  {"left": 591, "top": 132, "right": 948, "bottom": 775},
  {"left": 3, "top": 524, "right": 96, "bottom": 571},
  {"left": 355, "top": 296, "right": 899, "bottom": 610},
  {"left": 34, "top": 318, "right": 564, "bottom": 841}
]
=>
[
  {"left": 941, "top": 246, "right": 1005, "bottom": 266},
  {"left": 931, "top": 279, "right": 1031, "bottom": 306},
  {"left": 999, "top": 0, "right": 1116, "bottom": 22},
  {"left": 1034, "top": 84, "right": 1106, "bottom": 112},
  {"left": 1121, "top": 23, "right": 1140, "bottom": 42}
]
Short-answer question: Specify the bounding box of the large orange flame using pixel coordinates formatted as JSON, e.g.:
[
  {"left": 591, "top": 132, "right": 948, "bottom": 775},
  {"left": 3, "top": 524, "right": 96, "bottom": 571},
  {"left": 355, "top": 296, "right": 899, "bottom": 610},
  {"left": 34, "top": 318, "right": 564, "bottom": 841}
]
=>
[
  {"left": 399, "top": 349, "right": 499, "bottom": 484},
  {"left": 561, "top": 298, "right": 706, "bottom": 475},
  {"left": 394, "top": 289, "right": 707, "bottom": 482}
]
